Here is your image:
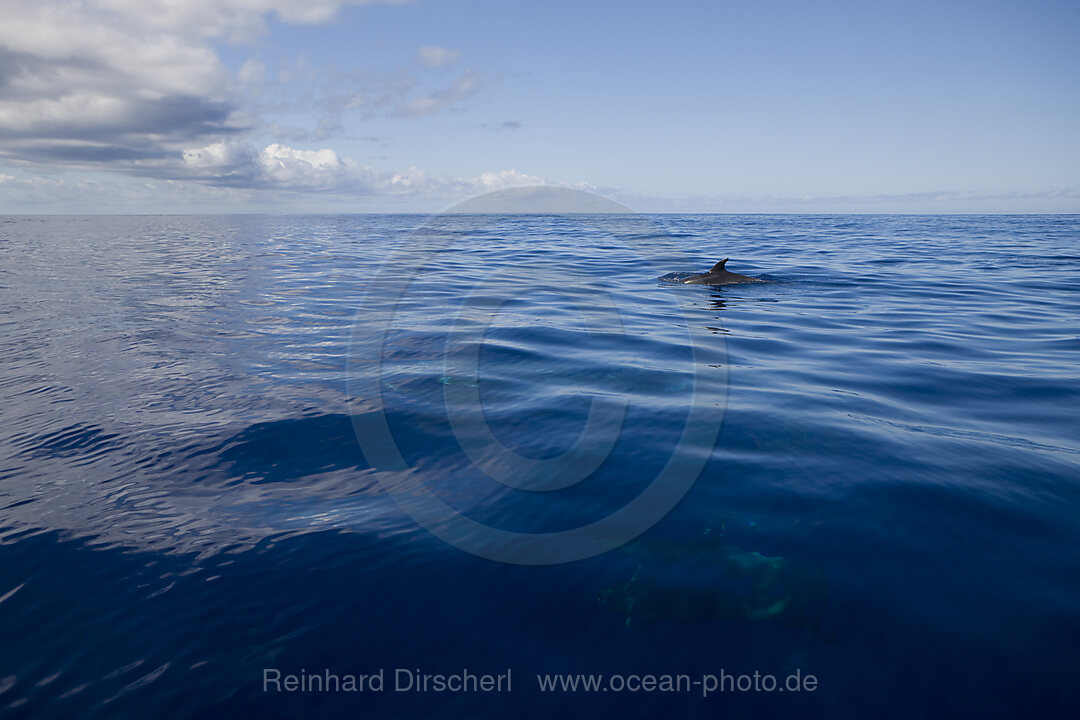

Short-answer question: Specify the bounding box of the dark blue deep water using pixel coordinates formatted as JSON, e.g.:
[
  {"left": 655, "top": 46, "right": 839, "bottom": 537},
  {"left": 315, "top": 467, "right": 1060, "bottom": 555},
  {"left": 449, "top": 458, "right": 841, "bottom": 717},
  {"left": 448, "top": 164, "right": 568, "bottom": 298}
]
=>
[{"left": 1, "top": 214, "right": 1078, "bottom": 718}]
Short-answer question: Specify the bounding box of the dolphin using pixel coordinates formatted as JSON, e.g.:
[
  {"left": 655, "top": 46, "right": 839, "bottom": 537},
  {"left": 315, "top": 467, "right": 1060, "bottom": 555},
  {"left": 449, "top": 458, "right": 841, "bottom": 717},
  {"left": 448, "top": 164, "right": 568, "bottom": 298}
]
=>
[
  {"left": 679, "top": 258, "right": 762, "bottom": 285},
  {"left": 594, "top": 531, "right": 832, "bottom": 640}
]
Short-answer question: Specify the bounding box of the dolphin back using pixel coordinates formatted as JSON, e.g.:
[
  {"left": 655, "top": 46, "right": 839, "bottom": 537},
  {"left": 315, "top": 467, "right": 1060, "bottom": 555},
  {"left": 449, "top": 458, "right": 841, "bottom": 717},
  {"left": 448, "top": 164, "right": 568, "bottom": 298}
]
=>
[{"left": 676, "top": 258, "right": 762, "bottom": 285}]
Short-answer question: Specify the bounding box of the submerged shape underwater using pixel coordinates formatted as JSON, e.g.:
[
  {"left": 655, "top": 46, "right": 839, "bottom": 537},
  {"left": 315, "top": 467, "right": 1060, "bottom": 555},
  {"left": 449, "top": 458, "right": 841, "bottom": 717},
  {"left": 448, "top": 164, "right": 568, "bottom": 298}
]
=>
[{"left": 1, "top": 213, "right": 1079, "bottom": 718}]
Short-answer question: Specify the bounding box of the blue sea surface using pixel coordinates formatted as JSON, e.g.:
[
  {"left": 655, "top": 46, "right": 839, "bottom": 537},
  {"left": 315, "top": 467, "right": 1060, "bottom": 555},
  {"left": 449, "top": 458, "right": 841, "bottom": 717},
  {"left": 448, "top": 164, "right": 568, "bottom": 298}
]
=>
[{"left": 1, "top": 214, "right": 1078, "bottom": 718}]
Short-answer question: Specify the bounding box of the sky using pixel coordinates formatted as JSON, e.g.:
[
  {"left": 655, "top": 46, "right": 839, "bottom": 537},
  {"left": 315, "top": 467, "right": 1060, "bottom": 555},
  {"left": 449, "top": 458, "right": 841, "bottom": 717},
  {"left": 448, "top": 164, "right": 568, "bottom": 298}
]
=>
[{"left": 0, "top": 0, "right": 1077, "bottom": 213}]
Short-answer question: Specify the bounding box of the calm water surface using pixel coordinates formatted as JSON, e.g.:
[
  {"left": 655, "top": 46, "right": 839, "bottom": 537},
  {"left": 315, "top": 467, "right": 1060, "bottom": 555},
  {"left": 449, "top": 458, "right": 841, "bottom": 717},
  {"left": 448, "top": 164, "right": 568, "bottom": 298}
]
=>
[{"left": 1, "top": 214, "right": 1078, "bottom": 718}]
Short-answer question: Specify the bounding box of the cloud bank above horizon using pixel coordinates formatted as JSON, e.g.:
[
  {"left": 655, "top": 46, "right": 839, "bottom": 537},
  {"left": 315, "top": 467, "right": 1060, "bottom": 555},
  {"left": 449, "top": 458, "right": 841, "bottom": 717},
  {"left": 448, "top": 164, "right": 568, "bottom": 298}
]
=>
[{"left": 0, "top": 0, "right": 553, "bottom": 210}]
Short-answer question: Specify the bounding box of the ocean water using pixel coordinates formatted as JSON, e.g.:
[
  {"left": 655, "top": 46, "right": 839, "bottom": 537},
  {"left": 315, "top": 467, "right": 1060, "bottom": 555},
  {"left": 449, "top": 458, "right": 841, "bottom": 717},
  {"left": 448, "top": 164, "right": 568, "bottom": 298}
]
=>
[{"left": 1, "top": 213, "right": 1078, "bottom": 718}]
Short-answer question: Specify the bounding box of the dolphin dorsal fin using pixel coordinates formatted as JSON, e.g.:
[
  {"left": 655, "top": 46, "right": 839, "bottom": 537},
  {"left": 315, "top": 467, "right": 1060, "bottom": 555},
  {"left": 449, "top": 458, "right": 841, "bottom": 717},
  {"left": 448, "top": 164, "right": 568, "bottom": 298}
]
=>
[{"left": 709, "top": 258, "right": 729, "bottom": 272}]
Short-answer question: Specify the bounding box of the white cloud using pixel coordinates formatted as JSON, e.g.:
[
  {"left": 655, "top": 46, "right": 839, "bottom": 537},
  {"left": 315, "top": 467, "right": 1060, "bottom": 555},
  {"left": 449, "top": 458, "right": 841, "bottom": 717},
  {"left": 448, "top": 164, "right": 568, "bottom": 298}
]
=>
[
  {"left": 171, "top": 139, "right": 546, "bottom": 197},
  {"left": 0, "top": 0, "right": 412, "bottom": 159},
  {"left": 416, "top": 46, "right": 461, "bottom": 68},
  {"left": 0, "top": 0, "right": 255, "bottom": 167},
  {"left": 0, "top": 0, "right": 538, "bottom": 205},
  {"left": 270, "top": 63, "right": 484, "bottom": 133},
  {"left": 394, "top": 71, "right": 482, "bottom": 117},
  {"left": 94, "top": 0, "right": 395, "bottom": 42},
  {"left": 256, "top": 143, "right": 353, "bottom": 190},
  {"left": 237, "top": 59, "right": 267, "bottom": 87}
]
